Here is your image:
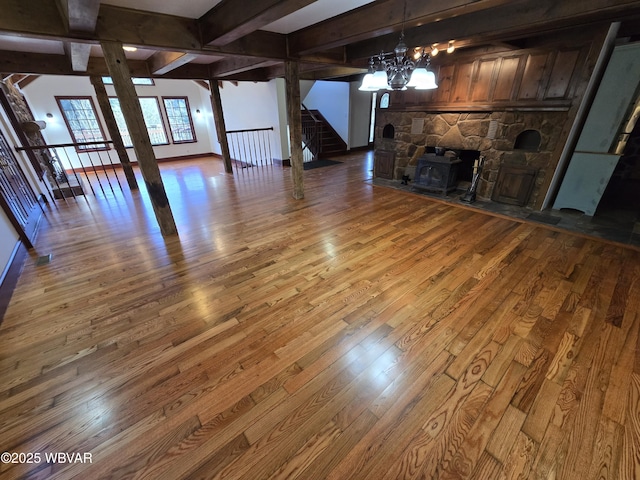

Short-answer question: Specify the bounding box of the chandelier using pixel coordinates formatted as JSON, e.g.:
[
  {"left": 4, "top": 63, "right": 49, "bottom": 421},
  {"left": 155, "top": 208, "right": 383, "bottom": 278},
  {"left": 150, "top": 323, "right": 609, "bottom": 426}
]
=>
[
  {"left": 359, "top": 1, "right": 440, "bottom": 92},
  {"left": 359, "top": 34, "right": 438, "bottom": 91}
]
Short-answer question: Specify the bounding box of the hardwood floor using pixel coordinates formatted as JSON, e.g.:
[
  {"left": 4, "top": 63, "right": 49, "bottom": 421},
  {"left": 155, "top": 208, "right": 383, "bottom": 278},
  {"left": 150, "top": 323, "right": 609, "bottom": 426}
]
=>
[{"left": 1, "top": 152, "right": 639, "bottom": 479}]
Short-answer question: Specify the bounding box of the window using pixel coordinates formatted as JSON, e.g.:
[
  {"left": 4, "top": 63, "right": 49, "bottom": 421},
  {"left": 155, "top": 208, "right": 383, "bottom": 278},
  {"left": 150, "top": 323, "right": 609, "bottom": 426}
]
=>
[
  {"left": 380, "top": 92, "right": 390, "bottom": 109},
  {"left": 56, "top": 97, "right": 108, "bottom": 151},
  {"left": 101, "top": 76, "right": 154, "bottom": 86},
  {"left": 109, "top": 97, "right": 169, "bottom": 147},
  {"left": 162, "top": 97, "right": 196, "bottom": 144}
]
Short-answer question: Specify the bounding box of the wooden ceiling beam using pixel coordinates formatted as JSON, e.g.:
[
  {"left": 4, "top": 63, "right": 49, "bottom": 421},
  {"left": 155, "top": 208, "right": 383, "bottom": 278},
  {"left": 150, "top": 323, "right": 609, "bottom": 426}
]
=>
[
  {"left": 16, "top": 75, "right": 40, "bottom": 88},
  {"left": 347, "top": 0, "right": 640, "bottom": 60},
  {"left": 57, "top": 0, "right": 100, "bottom": 72},
  {"left": 148, "top": 51, "right": 199, "bottom": 75},
  {"left": 299, "top": 66, "right": 365, "bottom": 80},
  {"left": 0, "top": 2, "right": 288, "bottom": 61},
  {"left": 206, "top": 30, "right": 288, "bottom": 60},
  {"left": 58, "top": 0, "right": 100, "bottom": 31},
  {"left": 288, "top": 0, "right": 516, "bottom": 56},
  {"left": 146, "top": 63, "right": 211, "bottom": 80},
  {"left": 0, "top": 0, "right": 68, "bottom": 38},
  {"left": 97, "top": 5, "right": 288, "bottom": 60},
  {"left": 207, "top": 57, "right": 281, "bottom": 78},
  {"left": 0, "top": 51, "right": 71, "bottom": 76},
  {"left": 63, "top": 41, "right": 92, "bottom": 72},
  {"left": 200, "top": 0, "right": 318, "bottom": 46}
]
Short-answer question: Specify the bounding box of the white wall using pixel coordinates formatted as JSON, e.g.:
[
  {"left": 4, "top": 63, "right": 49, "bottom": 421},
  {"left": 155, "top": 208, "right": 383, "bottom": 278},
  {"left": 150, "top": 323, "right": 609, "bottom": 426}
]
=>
[
  {"left": 22, "top": 76, "right": 288, "bottom": 166},
  {"left": 218, "top": 80, "right": 285, "bottom": 162},
  {"left": 302, "top": 81, "right": 350, "bottom": 144},
  {"left": 0, "top": 205, "right": 19, "bottom": 286},
  {"left": 349, "top": 82, "right": 373, "bottom": 149},
  {"left": 23, "top": 76, "right": 217, "bottom": 168}
]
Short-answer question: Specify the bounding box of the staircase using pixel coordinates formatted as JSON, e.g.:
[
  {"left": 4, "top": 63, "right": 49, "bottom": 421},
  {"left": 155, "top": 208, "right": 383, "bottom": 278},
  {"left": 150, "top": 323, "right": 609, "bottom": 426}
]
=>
[{"left": 301, "top": 107, "right": 347, "bottom": 161}]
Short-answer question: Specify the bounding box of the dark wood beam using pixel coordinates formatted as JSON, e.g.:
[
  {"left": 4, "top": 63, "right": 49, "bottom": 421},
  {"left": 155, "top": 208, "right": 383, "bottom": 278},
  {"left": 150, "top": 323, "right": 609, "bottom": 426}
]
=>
[
  {"left": 149, "top": 63, "right": 211, "bottom": 80},
  {"left": 218, "top": 68, "right": 275, "bottom": 82},
  {"left": 0, "top": 51, "right": 71, "bottom": 75},
  {"left": 288, "top": 0, "right": 516, "bottom": 56},
  {"left": 98, "top": 5, "right": 287, "bottom": 60},
  {"left": 209, "top": 79, "right": 233, "bottom": 174},
  {"left": 0, "top": 2, "right": 287, "bottom": 60},
  {"left": 87, "top": 57, "right": 149, "bottom": 77},
  {"left": 299, "top": 66, "right": 365, "bottom": 80},
  {"left": 206, "top": 30, "right": 288, "bottom": 60},
  {"left": 147, "top": 51, "right": 199, "bottom": 75},
  {"left": 101, "top": 40, "right": 177, "bottom": 237},
  {"left": 208, "top": 57, "right": 280, "bottom": 78},
  {"left": 347, "top": 0, "right": 640, "bottom": 60},
  {"left": 0, "top": 0, "right": 67, "bottom": 38},
  {"left": 194, "top": 80, "right": 210, "bottom": 90},
  {"left": 285, "top": 61, "right": 304, "bottom": 200},
  {"left": 200, "top": 0, "right": 318, "bottom": 46}
]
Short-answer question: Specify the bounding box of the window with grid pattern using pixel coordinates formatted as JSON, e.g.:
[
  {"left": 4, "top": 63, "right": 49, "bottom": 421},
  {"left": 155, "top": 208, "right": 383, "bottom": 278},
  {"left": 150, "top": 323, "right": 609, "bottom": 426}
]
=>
[
  {"left": 56, "top": 97, "right": 108, "bottom": 151},
  {"left": 162, "top": 97, "right": 196, "bottom": 144},
  {"left": 109, "top": 97, "right": 169, "bottom": 147}
]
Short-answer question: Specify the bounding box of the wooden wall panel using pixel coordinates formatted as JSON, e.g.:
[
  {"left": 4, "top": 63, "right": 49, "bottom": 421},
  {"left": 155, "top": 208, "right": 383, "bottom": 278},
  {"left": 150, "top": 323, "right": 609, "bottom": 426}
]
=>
[
  {"left": 386, "top": 39, "right": 590, "bottom": 111},
  {"left": 493, "top": 56, "right": 521, "bottom": 101},
  {"left": 471, "top": 59, "right": 497, "bottom": 102},
  {"left": 517, "top": 53, "right": 549, "bottom": 100},
  {"left": 434, "top": 64, "right": 455, "bottom": 103},
  {"left": 451, "top": 61, "right": 474, "bottom": 102},
  {"left": 544, "top": 49, "right": 580, "bottom": 99}
]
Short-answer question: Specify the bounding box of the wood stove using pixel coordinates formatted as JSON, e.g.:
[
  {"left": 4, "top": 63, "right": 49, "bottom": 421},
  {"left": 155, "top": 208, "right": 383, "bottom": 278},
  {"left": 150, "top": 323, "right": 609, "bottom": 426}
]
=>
[{"left": 412, "top": 152, "right": 461, "bottom": 195}]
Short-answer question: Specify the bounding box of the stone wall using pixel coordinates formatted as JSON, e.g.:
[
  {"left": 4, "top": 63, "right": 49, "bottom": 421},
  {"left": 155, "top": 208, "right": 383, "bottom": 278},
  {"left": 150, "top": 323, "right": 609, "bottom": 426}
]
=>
[
  {"left": 375, "top": 109, "right": 569, "bottom": 208},
  {"left": 0, "top": 79, "right": 51, "bottom": 180}
]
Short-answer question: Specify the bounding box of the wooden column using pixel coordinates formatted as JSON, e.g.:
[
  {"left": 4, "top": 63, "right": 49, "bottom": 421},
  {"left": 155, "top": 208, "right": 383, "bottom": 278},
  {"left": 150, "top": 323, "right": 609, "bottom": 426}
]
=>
[
  {"left": 209, "top": 79, "right": 233, "bottom": 174},
  {"left": 89, "top": 75, "right": 138, "bottom": 191},
  {"left": 100, "top": 41, "right": 177, "bottom": 237},
  {"left": 285, "top": 60, "right": 304, "bottom": 200}
]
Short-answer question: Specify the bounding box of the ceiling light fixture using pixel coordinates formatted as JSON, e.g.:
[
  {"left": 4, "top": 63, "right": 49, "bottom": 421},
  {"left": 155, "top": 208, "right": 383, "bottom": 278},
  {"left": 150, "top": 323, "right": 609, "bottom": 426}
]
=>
[
  {"left": 447, "top": 41, "right": 455, "bottom": 54},
  {"left": 359, "top": 2, "right": 437, "bottom": 91},
  {"left": 123, "top": 46, "right": 138, "bottom": 52}
]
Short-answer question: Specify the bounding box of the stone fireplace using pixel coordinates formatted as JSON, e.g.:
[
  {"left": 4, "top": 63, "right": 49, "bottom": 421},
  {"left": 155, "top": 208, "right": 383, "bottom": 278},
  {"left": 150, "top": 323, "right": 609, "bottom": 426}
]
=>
[{"left": 374, "top": 110, "right": 568, "bottom": 208}]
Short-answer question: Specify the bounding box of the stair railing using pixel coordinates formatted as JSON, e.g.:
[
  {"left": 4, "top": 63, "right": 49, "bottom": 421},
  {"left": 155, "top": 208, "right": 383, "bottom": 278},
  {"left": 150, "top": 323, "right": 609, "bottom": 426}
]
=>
[{"left": 301, "top": 103, "right": 323, "bottom": 163}]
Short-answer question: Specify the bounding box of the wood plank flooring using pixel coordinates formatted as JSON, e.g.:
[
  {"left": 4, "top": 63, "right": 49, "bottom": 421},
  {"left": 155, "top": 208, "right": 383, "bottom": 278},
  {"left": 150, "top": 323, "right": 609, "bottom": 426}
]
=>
[{"left": 1, "top": 152, "right": 639, "bottom": 479}]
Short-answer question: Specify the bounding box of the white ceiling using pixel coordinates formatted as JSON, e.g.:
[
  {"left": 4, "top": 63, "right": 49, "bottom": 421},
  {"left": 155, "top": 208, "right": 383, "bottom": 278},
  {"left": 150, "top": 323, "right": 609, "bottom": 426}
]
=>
[{"left": 100, "top": 0, "right": 375, "bottom": 33}]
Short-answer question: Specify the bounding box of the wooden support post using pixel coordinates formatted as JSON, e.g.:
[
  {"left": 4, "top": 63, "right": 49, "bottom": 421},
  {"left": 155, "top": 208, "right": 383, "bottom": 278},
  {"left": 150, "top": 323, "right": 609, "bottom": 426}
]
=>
[
  {"left": 209, "top": 79, "right": 233, "bottom": 174},
  {"left": 100, "top": 40, "right": 177, "bottom": 237},
  {"left": 89, "top": 75, "right": 138, "bottom": 191},
  {"left": 285, "top": 60, "right": 304, "bottom": 200}
]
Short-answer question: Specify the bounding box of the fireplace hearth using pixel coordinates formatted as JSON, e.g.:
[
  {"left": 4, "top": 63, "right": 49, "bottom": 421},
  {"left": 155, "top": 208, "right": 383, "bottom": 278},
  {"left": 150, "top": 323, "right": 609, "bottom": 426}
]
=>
[{"left": 412, "top": 152, "right": 461, "bottom": 195}]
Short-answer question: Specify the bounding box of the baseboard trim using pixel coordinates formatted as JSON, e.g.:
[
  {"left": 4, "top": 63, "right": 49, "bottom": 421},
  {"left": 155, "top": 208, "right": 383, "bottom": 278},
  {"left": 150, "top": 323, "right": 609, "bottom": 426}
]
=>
[{"left": 64, "top": 152, "right": 219, "bottom": 173}]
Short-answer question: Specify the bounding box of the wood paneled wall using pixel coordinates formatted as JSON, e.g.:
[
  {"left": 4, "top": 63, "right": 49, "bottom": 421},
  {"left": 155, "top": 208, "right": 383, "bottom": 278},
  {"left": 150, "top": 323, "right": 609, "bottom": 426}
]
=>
[{"left": 387, "top": 45, "right": 588, "bottom": 112}]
